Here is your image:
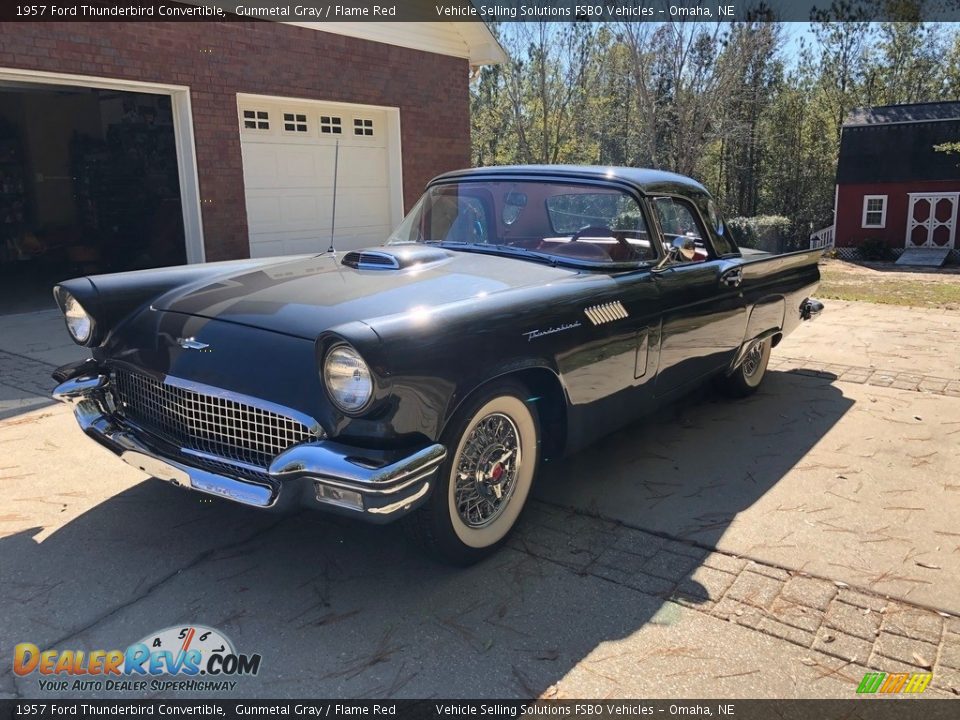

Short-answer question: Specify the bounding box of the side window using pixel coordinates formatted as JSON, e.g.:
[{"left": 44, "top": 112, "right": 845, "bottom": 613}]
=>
[
  {"left": 652, "top": 197, "right": 713, "bottom": 262},
  {"left": 706, "top": 200, "right": 737, "bottom": 256},
  {"left": 545, "top": 192, "right": 655, "bottom": 261}
]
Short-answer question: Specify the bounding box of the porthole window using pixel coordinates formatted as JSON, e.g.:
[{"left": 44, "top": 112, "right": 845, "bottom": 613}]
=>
[
  {"left": 283, "top": 112, "right": 308, "bottom": 133},
  {"left": 242, "top": 109, "right": 269, "bottom": 130},
  {"left": 320, "top": 116, "right": 342, "bottom": 134},
  {"left": 354, "top": 118, "right": 374, "bottom": 136}
]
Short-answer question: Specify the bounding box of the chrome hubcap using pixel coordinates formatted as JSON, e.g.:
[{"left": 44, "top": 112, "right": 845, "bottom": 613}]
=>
[
  {"left": 454, "top": 412, "right": 522, "bottom": 528},
  {"left": 743, "top": 342, "right": 763, "bottom": 378}
]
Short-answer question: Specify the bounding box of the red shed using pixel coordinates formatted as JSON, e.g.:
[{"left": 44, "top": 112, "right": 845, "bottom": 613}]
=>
[{"left": 811, "top": 102, "right": 960, "bottom": 261}]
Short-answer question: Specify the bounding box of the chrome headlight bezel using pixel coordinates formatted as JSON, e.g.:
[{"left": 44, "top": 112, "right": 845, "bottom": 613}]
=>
[
  {"left": 322, "top": 343, "right": 374, "bottom": 415},
  {"left": 58, "top": 289, "right": 95, "bottom": 345}
]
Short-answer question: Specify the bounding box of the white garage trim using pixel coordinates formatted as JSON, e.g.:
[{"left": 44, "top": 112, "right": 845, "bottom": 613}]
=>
[
  {"left": 236, "top": 93, "right": 403, "bottom": 257},
  {"left": 0, "top": 67, "right": 205, "bottom": 264},
  {"left": 284, "top": 21, "right": 509, "bottom": 67}
]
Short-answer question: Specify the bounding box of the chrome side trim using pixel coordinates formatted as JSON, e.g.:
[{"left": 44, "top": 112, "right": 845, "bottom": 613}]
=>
[{"left": 584, "top": 301, "right": 628, "bottom": 326}]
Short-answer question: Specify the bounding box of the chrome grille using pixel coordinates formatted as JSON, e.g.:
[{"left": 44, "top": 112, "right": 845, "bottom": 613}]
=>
[{"left": 112, "top": 369, "right": 320, "bottom": 469}]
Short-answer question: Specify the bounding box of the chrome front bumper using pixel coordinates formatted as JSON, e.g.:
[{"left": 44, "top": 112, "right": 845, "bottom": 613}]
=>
[{"left": 52, "top": 374, "right": 445, "bottom": 523}]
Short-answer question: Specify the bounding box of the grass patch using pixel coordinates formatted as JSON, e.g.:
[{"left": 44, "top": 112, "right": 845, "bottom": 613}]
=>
[{"left": 818, "top": 267, "right": 960, "bottom": 310}]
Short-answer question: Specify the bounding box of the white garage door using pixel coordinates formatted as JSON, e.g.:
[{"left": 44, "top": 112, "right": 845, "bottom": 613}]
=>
[{"left": 237, "top": 96, "right": 402, "bottom": 257}]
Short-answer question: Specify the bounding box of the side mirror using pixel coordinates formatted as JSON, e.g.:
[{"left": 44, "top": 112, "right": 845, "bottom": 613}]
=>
[{"left": 671, "top": 236, "right": 697, "bottom": 261}]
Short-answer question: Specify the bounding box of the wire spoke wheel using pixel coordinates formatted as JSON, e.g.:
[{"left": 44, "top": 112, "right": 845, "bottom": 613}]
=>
[
  {"left": 453, "top": 412, "right": 522, "bottom": 528},
  {"left": 405, "top": 380, "right": 540, "bottom": 565},
  {"left": 742, "top": 342, "right": 764, "bottom": 379},
  {"left": 716, "top": 337, "right": 772, "bottom": 397}
]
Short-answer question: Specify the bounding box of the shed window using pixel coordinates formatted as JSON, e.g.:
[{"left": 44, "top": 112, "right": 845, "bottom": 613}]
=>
[
  {"left": 354, "top": 118, "right": 374, "bottom": 136},
  {"left": 283, "top": 112, "right": 308, "bottom": 133},
  {"left": 320, "top": 116, "right": 342, "bottom": 134},
  {"left": 243, "top": 110, "right": 269, "bottom": 130},
  {"left": 862, "top": 195, "right": 887, "bottom": 228}
]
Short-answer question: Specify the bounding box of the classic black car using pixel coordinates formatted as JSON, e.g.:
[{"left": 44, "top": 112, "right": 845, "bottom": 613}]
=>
[{"left": 51, "top": 165, "right": 823, "bottom": 564}]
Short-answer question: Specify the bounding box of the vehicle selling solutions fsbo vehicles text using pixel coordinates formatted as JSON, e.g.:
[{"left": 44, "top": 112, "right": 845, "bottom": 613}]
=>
[{"left": 435, "top": 5, "right": 737, "bottom": 19}]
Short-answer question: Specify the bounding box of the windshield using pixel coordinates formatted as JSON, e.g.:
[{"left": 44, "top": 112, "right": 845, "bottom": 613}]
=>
[{"left": 387, "top": 180, "right": 657, "bottom": 265}]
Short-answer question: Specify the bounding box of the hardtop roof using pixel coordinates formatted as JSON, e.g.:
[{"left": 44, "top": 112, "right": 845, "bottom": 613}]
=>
[{"left": 431, "top": 165, "right": 711, "bottom": 198}]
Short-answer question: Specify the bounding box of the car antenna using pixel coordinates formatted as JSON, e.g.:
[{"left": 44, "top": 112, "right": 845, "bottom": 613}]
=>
[{"left": 327, "top": 139, "right": 340, "bottom": 255}]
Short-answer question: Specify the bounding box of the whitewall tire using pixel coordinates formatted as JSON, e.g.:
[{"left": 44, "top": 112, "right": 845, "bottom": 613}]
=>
[
  {"left": 716, "top": 337, "right": 772, "bottom": 397},
  {"left": 405, "top": 380, "right": 540, "bottom": 565}
]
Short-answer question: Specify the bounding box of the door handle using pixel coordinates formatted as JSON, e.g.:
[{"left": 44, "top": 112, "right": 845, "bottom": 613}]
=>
[{"left": 721, "top": 268, "right": 742, "bottom": 288}]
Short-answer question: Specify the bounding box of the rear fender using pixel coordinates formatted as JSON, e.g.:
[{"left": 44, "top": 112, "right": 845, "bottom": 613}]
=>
[
  {"left": 744, "top": 296, "right": 786, "bottom": 344},
  {"left": 726, "top": 297, "right": 785, "bottom": 373}
]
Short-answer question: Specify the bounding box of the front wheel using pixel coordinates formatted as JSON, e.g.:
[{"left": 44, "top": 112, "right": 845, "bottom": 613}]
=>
[
  {"left": 404, "top": 380, "right": 540, "bottom": 566},
  {"left": 716, "top": 337, "right": 772, "bottom": 397}
]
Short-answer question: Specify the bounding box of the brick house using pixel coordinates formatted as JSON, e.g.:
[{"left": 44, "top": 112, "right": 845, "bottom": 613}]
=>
[
  {"left": 812, "top": 101, "right": 960, "bottom": 262},
  {"left": 0, "top": 21, "right": 504, "bottom": 310}
]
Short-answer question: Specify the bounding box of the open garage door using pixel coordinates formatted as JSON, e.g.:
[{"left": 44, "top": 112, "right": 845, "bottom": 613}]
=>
[
  {"left": 237, "top": 96, "right": 403, "bottom": 258},
  {"left": 0, "top": 79, "right": 200, "bottom": 313}
]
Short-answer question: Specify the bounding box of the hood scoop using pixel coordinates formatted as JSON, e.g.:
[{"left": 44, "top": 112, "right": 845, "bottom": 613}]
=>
[{"left": 341, "top": 245, "right": 450, "bottom": 271}]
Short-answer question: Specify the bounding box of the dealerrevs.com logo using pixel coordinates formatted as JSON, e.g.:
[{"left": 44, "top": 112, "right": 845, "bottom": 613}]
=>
[{"left": 13, "top": 625, "right": 261, "bottom": 693}]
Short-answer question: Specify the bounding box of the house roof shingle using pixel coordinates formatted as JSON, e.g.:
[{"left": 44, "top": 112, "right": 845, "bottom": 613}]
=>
[{"left": 844, "top": 101, "right": 960, "bottom": 127}]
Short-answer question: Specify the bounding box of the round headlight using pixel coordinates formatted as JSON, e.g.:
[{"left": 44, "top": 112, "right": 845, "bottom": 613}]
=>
[
  {"left": 323, "top": 345, "right": 373, "bottom": 413},
  {"left": 62, "top": 292, "right": 93, "bottom": 344}
]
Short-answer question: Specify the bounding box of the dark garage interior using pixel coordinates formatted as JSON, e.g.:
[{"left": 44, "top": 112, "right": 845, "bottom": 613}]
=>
[{"left": 0, "top": 84, "right": 185, "bottom": 314}]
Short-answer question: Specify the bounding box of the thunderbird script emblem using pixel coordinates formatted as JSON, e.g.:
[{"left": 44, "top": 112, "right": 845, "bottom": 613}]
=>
[{"left": 177, "top": 337, "right": 210, "bottom": 351}]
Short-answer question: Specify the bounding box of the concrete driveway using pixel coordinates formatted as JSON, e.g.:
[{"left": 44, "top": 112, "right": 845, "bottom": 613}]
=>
[{"left": 1, "top": 301, "right": 958, "bottom": 699}]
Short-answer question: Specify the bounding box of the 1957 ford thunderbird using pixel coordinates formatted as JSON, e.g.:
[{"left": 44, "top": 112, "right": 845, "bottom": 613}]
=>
[{"left": 51, "top": 165, "right": 823, "bottom": 564}]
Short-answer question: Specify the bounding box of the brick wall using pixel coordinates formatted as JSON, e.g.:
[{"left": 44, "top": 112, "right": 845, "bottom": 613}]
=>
[{"left": 0, "top": 22, "right": 470, "bottom": 260}]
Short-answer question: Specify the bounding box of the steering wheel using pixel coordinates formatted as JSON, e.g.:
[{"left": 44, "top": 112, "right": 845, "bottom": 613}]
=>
[{"left": 569, "top": 225, "right": 638, "bottom": 259}]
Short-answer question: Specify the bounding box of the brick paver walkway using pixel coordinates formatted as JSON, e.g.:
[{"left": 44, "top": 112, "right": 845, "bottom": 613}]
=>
[
  {"left": 513, "top": 503, "right": 960, "bottom": 695},
  {"left": 773, "top": 356, "right": 960, "bottom": 397}
]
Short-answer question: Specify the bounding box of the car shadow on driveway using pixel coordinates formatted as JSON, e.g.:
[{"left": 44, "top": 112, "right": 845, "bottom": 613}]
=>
[
  {"left": 536, "top": 368, "right": 853, "bottom": 551},
  {"left": 1, "top": 369, "right": 853, "bottom": 698}
]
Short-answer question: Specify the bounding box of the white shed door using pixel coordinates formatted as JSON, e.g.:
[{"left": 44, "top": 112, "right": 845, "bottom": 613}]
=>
[{"left": 238, "top": 98, "right": 400, "bottom": 257}]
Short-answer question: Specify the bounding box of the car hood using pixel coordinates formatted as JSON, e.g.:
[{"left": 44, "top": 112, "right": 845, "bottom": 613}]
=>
[{"left": 152, "top": 248, "right": 579, "bottom": 339}]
